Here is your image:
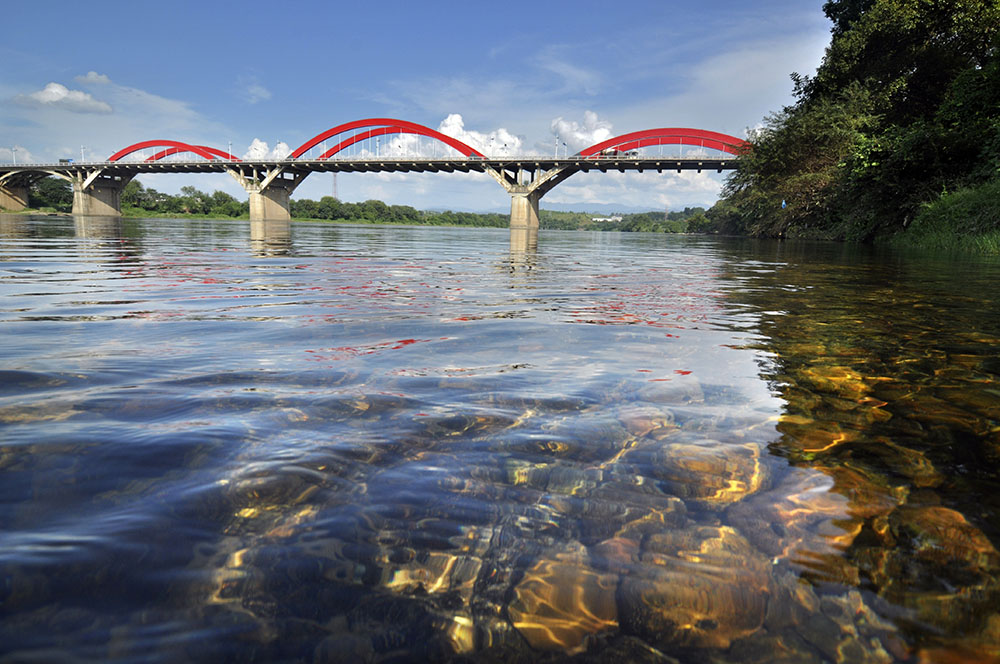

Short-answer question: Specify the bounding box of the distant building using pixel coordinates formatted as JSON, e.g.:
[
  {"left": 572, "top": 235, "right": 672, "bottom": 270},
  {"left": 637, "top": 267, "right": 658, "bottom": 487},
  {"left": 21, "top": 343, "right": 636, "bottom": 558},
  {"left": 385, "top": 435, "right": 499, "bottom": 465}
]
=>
[{"left": 591, "top": 215, "right": 623, "bottom": 222}]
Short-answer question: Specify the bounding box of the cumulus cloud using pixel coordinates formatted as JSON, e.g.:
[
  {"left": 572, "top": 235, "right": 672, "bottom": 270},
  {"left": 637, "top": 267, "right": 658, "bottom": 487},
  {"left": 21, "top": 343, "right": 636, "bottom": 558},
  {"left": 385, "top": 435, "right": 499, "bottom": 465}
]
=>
[
  {"left": 243, "top": 139, "right": 290, "bottom": 160},
  {"left": 76, "top": 71, "right": 111, "bottom": 85},
  {"left": 0, "top": 146, "right": 37, "bottom": 164},
  {"left": 438, "top": 114, "right": 523, "bottom": 156},
  {"left": 14, "top": 82, "right": 113, "bottom": 114},
  {"left": 551, "top": 111, "right": 614, "bottom": 153}
]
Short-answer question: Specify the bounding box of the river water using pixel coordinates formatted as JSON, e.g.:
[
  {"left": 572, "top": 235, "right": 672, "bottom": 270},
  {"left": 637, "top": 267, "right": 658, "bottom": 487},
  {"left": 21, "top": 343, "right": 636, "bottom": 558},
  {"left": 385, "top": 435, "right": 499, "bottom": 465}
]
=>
[{"left": 1, "top": 214, "right": 999, "bottom": 663}]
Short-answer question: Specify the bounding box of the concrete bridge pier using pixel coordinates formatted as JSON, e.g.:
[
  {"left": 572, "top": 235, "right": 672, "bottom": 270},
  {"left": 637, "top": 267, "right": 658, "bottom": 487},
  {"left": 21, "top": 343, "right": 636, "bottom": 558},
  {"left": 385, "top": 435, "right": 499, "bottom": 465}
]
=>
[
  {"left": 228, "top": 166, "right": 307, "bottom": 221},
  {"left": 509, "top": 190, "right": 542, "bottom": 229},
  {"left": 486, "top": 164, "right": 579, "bottom": 229},
  {"left": 71, "top": 171, "right": 133, "bottom": 216},
  {"left": 0, "top": 183, "right": 29, "bottom": 211}
]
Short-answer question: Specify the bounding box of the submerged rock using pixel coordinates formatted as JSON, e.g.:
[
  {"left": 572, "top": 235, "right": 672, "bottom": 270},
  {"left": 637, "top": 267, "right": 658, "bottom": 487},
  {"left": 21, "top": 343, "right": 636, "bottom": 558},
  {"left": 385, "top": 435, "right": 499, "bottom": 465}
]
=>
[
  {"left": 617, "top": 525, "right": 772, "bottom": 649},
  {"left": 624, "top": 440, "right": 770, "bottom": 510},
  {"left": 508, "top": 540, "right": 619, "bottom": 653}
]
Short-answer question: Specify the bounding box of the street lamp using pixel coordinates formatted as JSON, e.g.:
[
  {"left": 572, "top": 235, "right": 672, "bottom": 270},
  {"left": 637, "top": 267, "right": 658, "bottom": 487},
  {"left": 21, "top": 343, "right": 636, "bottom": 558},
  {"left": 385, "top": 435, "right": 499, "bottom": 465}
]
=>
[
  {"left": 11, "top": 147, "right": 16, "bottom": 165},
  {"left": 228, "top": 141, "right": 232, "bottom": 161},
  {"left": 81, "top": 146, "right": 86, "bottom": 162}
]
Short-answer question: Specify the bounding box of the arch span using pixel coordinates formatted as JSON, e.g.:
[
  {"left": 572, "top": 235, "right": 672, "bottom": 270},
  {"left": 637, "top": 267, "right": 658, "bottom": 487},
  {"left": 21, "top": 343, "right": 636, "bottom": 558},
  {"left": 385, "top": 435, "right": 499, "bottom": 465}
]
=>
[
  {"left": 108, "top": 140, "right": 221, "bottom": 162},
  {"left": 291, "top": 118, "right": 484, "bottom": 160},
  {"left": 579, "top": 128, "right": 748, "bottom": 157},
  {"left": 146, "top": 146, "right": 240, "bottom": 162}
]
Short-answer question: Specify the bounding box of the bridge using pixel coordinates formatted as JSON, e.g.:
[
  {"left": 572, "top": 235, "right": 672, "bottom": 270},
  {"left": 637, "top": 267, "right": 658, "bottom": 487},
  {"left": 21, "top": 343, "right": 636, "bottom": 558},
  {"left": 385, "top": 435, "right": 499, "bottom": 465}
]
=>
[{"left": 0, "top": 119, "right": 746, "bottom": 228}]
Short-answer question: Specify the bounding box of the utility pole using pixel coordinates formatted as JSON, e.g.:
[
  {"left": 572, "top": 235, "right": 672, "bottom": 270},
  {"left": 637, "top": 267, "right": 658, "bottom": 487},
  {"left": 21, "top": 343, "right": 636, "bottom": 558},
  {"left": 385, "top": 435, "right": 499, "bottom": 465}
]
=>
[{"left": 332, "top": 173, "right": 338, "bottom": 200}]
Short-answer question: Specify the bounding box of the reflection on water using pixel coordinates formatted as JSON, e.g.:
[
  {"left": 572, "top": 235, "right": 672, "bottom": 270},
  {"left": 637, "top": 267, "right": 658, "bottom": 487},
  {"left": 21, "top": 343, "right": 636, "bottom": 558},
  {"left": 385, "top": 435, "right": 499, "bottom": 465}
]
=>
[
  {"left": 250, "top": 219, "right": 291, "bottom": 256},
  {"left": 74, "top": 215, "right": 124, "bottom": 239},
  {"left": 1, "top": 215, "right": 999, "bottom": 662},
  {"left": 510, "top": 227, "right": 538, "bottom": 253}
]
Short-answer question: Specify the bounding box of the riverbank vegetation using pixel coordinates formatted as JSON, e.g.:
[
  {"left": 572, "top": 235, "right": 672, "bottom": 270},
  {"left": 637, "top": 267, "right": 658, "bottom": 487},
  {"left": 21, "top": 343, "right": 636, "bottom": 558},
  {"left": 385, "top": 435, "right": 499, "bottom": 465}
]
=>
[
  {"left": 20, "top": 176, "right": 709, "bottom": 232},
  {"left": 708, "top": 0, "right": 1000, "bottom": 249}
]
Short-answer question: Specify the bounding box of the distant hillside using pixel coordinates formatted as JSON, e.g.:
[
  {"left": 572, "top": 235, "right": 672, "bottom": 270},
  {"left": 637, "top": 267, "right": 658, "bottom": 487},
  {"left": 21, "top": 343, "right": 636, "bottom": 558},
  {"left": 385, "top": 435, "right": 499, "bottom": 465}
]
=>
[{"left": 540, "top": 202, "right": 662, "bottom": 215}]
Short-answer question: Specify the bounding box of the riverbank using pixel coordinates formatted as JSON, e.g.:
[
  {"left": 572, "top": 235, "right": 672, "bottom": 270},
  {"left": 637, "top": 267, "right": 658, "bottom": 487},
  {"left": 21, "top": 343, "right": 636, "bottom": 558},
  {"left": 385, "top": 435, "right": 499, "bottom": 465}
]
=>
[{"left": 883, "top": 179, "right": 1000, "bottom": 254}]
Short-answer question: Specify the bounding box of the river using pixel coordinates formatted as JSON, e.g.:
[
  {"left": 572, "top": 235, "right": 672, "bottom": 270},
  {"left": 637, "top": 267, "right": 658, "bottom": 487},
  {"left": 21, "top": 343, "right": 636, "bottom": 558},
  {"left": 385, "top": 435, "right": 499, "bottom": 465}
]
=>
[{"left": 2, "top": 214, "right": 999, "bottom": 662}]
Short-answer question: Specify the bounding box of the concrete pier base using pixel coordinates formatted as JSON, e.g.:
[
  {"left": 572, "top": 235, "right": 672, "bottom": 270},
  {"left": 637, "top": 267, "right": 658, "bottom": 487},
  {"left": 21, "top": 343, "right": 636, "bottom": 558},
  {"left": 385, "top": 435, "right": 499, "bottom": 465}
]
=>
[
  {"left": 486, "top": 164, "right": 577, "bottom": 230},
  {"left": 248, "top": 186, "right": 292, "bottom": 222},
  {"left": 227, "top": 166, "right": 307, "bottom": 222},
  {"left": 0, "top": 184, "right": 29, "bottom": 211},
  {"left": 509, "top": 191, "right": 541, "bottom": 230},
  {"left": 72, "top": 173, "right": 131, "bottom": 217}
]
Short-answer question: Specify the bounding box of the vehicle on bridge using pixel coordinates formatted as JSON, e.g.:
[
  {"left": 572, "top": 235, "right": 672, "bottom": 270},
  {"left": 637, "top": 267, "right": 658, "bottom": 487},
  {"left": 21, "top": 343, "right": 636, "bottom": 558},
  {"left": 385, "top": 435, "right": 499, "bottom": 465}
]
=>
[{"left": 599, "top": 148, "right": 640, "bottom": 157}]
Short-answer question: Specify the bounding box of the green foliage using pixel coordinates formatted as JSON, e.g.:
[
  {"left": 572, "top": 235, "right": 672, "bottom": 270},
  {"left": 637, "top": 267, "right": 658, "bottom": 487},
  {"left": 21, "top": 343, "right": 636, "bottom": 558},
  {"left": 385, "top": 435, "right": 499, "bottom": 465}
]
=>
[
  {"left": 898, "top": 178, "right": 1000, "bottom": 246},
  {"left": 122, "top": 181, "right": 248, "bottom": 218},
  {"left": 713, "top": 0, "right": 1000, "bottom": 245},
  {"left": 288, "top": 196, "right": 507, "bottom": 227},
  {"left": 28, "top": 177, "right": 72, "bottom": 212}
]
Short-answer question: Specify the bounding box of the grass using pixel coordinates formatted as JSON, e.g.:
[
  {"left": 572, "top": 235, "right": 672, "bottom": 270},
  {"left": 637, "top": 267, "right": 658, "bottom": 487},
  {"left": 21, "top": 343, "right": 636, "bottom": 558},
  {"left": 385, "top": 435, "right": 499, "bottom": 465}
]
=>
[{"left": 888, "top": 178, "right": 1000, "bottom": 254}]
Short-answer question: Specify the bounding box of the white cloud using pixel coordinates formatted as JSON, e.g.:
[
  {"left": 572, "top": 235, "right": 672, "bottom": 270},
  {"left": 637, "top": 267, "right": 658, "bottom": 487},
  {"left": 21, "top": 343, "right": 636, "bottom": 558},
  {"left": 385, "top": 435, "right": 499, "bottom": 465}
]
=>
[
  {"left": 243, "top": 139, "right": 290, "bottom": 160},
  {"left": 76, "top": 71, "right": 111, "bottom": 85},
  {"left": 237, "top": 75, "right": 272, "bottom": 104},
  {"left": 551, "top": 111, "right": 615, "bottom": 153},
  {"left": 0, "top": 145, "right": 37, "bottom": 164},
  {"left": 2, "top": 72, "right": 234, "bottom": 168},
  {"left": 438, "top": 114, "right": 523, "bottom": 157},
  {"left": 14, "top": 82, "right": 113, "bottom": 114},
  {"left": 608, "top": 31, "right": 829, "bottom": 138},
  {"left": 245, "top": 84, "right": 271, "bottom": 104},
  {"left": 535, "top": 49, "right": 602, "bottom": 95}
]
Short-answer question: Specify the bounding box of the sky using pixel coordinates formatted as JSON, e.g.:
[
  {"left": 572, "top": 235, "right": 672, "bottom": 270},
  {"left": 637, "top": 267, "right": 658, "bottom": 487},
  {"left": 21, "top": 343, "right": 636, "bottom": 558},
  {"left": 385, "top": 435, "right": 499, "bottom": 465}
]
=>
[{"left": 1, "top": 0, "right": 831, "bottom": 213}]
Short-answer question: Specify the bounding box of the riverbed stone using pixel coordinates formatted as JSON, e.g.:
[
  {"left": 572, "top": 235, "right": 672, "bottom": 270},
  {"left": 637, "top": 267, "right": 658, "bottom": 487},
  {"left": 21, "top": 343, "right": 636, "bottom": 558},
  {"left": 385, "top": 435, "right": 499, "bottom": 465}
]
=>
[
  {"left": 508, "top": 540, "right": 618, "bottom": 653},
  {"left": 617, "top": 525, "right": 771, "bottom": 649}
]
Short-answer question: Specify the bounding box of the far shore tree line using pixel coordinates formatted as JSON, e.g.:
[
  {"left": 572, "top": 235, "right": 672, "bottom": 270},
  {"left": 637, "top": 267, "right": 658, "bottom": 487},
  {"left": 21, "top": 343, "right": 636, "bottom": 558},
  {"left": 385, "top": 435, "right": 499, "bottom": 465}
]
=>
[{"left": 23, "top": 177, "right": 710, "bottom": 233}]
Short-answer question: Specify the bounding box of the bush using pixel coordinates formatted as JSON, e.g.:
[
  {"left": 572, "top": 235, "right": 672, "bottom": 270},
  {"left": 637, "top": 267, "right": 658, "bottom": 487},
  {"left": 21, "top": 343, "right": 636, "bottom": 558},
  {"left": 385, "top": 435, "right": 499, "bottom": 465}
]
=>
[{"left": 891, "top": 178, "right": 1000, "bottom": 252}]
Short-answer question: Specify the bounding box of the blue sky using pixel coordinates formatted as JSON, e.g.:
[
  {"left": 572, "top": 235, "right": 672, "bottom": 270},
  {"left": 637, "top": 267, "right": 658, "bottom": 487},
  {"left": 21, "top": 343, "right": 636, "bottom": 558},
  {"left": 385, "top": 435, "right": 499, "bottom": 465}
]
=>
[{"left": 2, "top": 0, "right": 831, "bottom": 212}]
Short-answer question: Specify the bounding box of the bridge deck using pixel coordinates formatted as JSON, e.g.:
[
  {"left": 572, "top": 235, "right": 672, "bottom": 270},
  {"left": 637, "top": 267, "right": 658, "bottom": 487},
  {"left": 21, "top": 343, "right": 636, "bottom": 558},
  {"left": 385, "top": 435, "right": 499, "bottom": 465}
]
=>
[{"left": 0, "top": 156, "right": 738, "bottom": 177}]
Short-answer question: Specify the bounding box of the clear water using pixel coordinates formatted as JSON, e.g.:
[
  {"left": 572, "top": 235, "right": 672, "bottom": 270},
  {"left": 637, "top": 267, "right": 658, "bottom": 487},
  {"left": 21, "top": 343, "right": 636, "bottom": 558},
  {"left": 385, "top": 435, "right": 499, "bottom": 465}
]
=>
[{"left": 2, "top": 215, "right": 999, "bottom": 662}]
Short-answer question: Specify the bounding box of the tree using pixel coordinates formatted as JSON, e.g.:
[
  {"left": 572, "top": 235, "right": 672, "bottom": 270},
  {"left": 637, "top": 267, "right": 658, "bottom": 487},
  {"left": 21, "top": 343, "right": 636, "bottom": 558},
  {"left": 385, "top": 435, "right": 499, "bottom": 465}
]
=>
[
  {"left": 713, "top": 0, "right": 1000, "bottom": 240},
  {"left": 29, "top": 177, "right": 73, "bottom": 211},
  {"left": 209, "top": 191, "right": 245, "bottom": 217},
  {"left": 178, "top": 185, "right": 212, "bottom": 215}
]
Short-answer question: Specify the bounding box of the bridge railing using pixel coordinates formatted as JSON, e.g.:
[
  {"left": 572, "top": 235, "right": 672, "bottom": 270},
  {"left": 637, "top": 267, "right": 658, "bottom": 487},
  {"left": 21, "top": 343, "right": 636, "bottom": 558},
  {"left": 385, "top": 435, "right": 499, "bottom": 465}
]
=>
[{"left": 3, "top": 153, "right": 739, "bottom": 168}]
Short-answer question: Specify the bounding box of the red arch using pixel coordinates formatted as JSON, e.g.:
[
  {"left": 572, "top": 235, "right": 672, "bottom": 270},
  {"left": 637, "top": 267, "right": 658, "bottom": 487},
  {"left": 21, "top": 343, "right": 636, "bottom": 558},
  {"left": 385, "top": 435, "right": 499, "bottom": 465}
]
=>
[
  {"left": 291, "top": 118, "right": 484, "bottom": 159},
  {"left": 579, "top": 128, "right": 748, "bottom": 157},
  {"left": 146, "top": 146, "right": 240, "bottom": 162},
  {"left": 108, "top": 140, "right": 220, "bottom": 162}
]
